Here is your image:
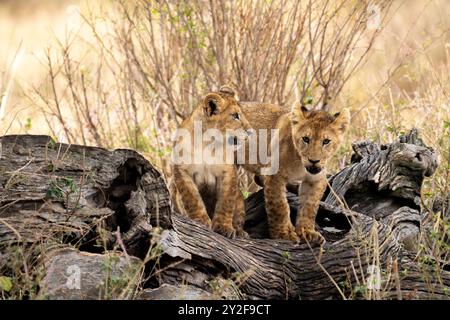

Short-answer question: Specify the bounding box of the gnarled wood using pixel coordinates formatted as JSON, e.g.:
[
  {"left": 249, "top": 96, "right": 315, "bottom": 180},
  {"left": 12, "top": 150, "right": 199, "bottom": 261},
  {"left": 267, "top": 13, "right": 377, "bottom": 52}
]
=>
[
  {"left": 157, "top": 129, "right": 448, "bottom": 299},
  {"left": 0, "top": 134, "right": 170, "bottom": 262},
  {"left": 0, "top": 131, "right": 448, "bottom": 300}
]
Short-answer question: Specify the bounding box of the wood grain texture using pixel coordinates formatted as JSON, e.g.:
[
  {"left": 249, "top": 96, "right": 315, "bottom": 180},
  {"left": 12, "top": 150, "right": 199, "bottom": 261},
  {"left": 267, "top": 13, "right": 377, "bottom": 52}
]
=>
[
  {"left": 0, "top": 134, "right": 170, "bottom": 259},
  {"left": 0, "top": 131, "right": 448, "bottom": 300}
]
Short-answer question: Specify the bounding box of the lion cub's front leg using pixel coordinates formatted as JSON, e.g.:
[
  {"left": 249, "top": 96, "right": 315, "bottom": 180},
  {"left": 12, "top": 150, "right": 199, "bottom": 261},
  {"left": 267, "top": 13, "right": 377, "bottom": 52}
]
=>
[
  {"left": 172, "top": 166, "right": 211, "bottom": 227},
  {"left": 264, "top": 175, "right": 298, "bottom": 241},
  {"left": 213, "top": 166, "right": 239, "bottom": 238},
  {"left": 233, "top": 190, "right": 249, "bottom": 238},
  {"left": 295, "top": 175, "right": 327, "bottom": 244}
]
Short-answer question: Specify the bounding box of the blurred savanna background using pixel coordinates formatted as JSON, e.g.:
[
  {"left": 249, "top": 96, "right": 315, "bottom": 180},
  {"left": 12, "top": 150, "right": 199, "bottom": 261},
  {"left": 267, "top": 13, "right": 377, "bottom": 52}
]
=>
[
  {"left": 0, "top": 0, "right": 448, "bottom": 298},
  {"left": 1, "top": 0, "right": 449, "bottom": 179}
]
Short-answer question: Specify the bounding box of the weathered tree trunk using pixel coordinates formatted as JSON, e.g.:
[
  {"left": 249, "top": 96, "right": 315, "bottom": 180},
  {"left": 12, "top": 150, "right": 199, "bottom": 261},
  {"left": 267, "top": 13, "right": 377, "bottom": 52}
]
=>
[
  {"left": 0, "top": 135, "right": 171, "bottom": 261},
  {"left": 0, "top": 131, "right": 448, "bottom": 300}
]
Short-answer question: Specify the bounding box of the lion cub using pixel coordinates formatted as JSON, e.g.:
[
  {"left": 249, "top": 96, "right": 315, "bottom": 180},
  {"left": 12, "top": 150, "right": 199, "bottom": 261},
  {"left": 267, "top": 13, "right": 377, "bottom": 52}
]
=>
[
  {"left": 241, "top": 102, "right": 350, "bottom": 243},
  {"left": 171, "top": 89, "right": 252, "bottom": 238}
]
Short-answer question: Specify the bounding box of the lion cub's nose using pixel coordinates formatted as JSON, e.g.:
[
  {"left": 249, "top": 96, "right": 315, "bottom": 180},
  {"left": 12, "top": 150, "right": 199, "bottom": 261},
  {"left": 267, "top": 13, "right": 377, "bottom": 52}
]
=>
[{"left": 308, "top": 159, "right": 320, "bottom": 165}]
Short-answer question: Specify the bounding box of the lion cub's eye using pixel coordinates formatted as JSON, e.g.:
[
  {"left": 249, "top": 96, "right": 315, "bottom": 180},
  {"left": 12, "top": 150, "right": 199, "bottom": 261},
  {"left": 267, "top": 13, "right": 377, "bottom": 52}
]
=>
[
  {"left": 323, "top": 138, "right": 331, "bottom": 145},
  {"left": 232, "top": 113, "right": 240, "bottom": 120},
  {"left": 302, "top": 136, "right": 310, "bottom": 144}
]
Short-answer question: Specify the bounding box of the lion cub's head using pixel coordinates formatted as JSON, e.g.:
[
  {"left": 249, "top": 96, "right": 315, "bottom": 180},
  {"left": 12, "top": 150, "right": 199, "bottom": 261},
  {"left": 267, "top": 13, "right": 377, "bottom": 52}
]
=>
[
  {"left": 290, "top": 102, "right": 350, "bottom": 175},
  {"left": 200, "top": 86, "right": 252, "bottom": 147}
]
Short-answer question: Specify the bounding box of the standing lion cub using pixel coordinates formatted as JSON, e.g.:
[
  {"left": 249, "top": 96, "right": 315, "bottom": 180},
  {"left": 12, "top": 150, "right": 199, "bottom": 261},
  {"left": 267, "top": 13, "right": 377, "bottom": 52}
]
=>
[
  {"left": 171, "top": 89, "right": 252, "bottom": 238},
  {"left": 241, "top": 102, "right": 350, "bottom": 243}
]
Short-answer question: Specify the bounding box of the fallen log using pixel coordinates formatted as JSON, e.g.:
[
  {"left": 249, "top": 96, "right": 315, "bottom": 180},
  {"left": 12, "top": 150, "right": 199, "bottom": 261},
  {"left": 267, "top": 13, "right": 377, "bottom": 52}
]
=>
[
  {"left": 0, "top": 131, "right": 447, "bottom": 299},
  {"left": 0, "top": 134, "right": 171, "bottom": 261}
]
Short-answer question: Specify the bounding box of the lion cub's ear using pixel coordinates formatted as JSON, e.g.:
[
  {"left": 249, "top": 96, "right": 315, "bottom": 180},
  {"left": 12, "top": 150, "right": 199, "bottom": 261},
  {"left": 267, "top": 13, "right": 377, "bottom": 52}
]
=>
[
  {"left": 332, "top": 109, "right": 350, "bottom": 132},
  {"left": 291, "top": 101, "right": 310, "bottom": 125},
  {"left": 203, "top": 93, "right": 224, "bottom": 117},
  {"left": 219, "top": 85, "right": 237, "bottom": 98}
]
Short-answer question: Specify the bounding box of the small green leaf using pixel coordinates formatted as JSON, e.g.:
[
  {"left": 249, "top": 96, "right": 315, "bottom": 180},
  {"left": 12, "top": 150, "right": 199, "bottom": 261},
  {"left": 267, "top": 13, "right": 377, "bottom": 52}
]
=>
[
  {"left": 282, "top": 251, "right": 291, "bottom": 260},
  {"left": 47, "top": 163, "right": 55, "bottom": 172},
  {"left": 242, "top": 190, "right": 250, "bottom": 199},
  {"left": 443, "top": 120, "right": 450, "bottom": 129},
  {"left": 25, "top": 118, "right": 32, "bottom": 131},
  {"left": 0, "top": 276, "right": 13, "bottom": 292}
]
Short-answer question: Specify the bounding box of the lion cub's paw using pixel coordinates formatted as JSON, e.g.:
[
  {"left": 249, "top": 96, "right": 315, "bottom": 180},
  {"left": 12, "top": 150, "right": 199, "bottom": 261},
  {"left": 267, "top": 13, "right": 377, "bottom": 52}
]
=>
[
  {"left": 212, "top": 222, "right": 237, "bottom": 239},
  {"left": 270, "top": 223, "right": 299, "bottom": 242},
  {"left": 296, "top": 227, "right": 325, "bottom": 244},
  {"left": 192, "top": 215, "right": 212, "bottom": 229},
  {"left": 235, "top": 229, "right": 249, "bottom": 239}
]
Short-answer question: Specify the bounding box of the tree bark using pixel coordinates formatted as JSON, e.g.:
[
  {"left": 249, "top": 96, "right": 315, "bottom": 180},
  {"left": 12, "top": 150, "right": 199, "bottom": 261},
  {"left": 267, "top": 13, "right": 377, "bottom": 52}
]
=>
[
  {"left": 0, "top": 134, "right": 171, "bottom": 261},
  {"left": 0, "top": 131, "right": 448, "bottom": 300}
]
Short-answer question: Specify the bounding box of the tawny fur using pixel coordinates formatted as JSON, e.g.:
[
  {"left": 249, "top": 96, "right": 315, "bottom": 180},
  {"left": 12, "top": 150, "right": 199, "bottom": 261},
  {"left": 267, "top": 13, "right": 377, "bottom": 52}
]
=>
[
  {"left": 171, "top": 90, "right": 252, "bottom": 238},
  {"left": 241, "top": 101, "right": 350, "bottom": 243}
]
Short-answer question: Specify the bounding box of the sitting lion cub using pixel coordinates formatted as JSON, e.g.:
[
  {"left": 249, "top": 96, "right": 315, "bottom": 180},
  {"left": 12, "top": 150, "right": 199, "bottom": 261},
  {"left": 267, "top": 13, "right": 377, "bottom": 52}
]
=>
[
  {"left": 171, "top": 89, "right": 252, "bottom": 238},
  {"left": 241, "top": 102, "right": 350, "bottom": 243}
]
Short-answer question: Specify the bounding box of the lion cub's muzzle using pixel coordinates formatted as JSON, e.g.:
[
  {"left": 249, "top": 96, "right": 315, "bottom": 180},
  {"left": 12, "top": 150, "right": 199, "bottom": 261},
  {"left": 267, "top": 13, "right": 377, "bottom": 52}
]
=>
[
  {"left": 305, "top": 165, "right": 322, "bottom": 174},
  {"left": 305, "top": 158, "right": 322, "bottom": 174}
]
